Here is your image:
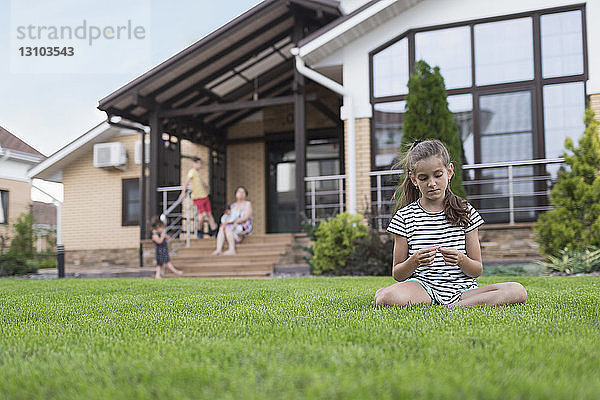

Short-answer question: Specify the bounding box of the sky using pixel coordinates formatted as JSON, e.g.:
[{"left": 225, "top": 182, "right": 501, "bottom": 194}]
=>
[{"left": 0, "top": 0, "right": 261, "bottom": 201}]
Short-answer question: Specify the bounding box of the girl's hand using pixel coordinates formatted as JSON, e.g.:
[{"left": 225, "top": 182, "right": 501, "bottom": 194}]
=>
[
  {"left": 438, "top": 247, "right": 464, "bottom": 266},
  {"left": 411, "top": 246, "right": 438, "bottom": 267}
]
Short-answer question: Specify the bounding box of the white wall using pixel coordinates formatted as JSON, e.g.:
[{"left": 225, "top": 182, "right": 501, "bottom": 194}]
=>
[
  {"left": 0, "top": 158, "right": 34, "bottom": 182},
  {"left": 316, "top": 0, "right": 598, "bottom": 119}
]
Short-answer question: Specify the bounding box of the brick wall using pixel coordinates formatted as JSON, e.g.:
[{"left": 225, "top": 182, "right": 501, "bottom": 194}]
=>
[
  {"left": 226, "top": 142, "right": 266, "bottom": 235},
  {"left": 344, "top": 118, "right": 372, "bottom": 214},
  {"left": 0, "top": 177, "right": 30, "bottom": 247},
  {"left": 590, "top": 93, "right": 600, "bottom": 121},
  {"left": 62, "top": 133, "right": 141, "bottom": 250},
  {"left": 180, "top": 139, "right": 209, "bottom": 185}
]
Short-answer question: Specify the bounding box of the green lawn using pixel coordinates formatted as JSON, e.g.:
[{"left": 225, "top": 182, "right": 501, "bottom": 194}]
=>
[{"left": 1, "top": 277, "right": 599, "bottom": 400}]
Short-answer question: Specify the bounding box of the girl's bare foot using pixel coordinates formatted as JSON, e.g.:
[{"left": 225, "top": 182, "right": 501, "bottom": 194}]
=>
[
  {"left": 174, "top": 269, "right": 184, "bottom": 276},
  {"left": 155, "top": 274, "right": 162, "bottom": 279},
  {"left": 223, "top": 249, "right": 236, "bottom": 256},
  {"left": 211, "top": 250, "right": 222, "bottom": 256}
]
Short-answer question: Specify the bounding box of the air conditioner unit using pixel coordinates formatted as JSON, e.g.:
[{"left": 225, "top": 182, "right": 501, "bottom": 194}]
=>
[
  {"left": 93, "top": 142, "right": 127, "bottom": 170},
  {"left": 134, "top": 139, "right": 150, "bottom": 165}
]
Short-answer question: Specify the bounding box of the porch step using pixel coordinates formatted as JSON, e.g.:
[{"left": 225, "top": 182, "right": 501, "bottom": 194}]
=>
[
  {"left": 164, "top": 270, "right": 272, "bottom": 278},
  {"left": 163, "top": 233, "right": 294, "bottom": 278}
]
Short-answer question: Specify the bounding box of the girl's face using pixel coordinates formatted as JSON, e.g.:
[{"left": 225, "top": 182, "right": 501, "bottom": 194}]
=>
[
  {"left": 235, "top": 188, "right": 247, "bottom": 201},
  {"left": 409, "top": 156, "right": 454, "bottom": 202},
  {"left": 156, "top": 225, "right": 164, "bottom": 234}
]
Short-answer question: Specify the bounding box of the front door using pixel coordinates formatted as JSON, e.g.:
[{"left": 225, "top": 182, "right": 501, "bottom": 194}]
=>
[
  {"left": 267, "top": 141, "right": 297, "bottom": 233},
  {"left": 267, "top": 138, "right": 342, "bottom": 233}
]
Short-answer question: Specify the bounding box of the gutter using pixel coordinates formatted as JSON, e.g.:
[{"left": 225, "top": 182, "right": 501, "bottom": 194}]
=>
[
  {"left": 290, "top": 48, "right": 357, "bottom": 215},
  {"left": 0, "top": 147, "right": 45, "bottom": 164},
  {"left": 107, "top": 116, "right": 149, "bottom": 268}
]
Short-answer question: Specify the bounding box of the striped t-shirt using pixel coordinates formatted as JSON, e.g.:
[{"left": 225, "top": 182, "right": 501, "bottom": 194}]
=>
[{"left": 386, "top": 199, "right": 484, "bottom": 304}]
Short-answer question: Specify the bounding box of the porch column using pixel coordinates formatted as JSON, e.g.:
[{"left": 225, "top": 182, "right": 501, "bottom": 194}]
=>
[
  {"left": 149, "top": 110, "right": 160, "bottom": 232},
  {"left": 293, "top": 16, "right": 306, "bottom": 231}
]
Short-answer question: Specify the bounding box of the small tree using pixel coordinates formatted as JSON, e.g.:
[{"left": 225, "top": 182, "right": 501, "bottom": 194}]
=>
[
  {"left": 0, "top": 210, "right": 38, "bottom": 276},
  {"left": 534, "top": 109, "right": 600, "bottom": 257},
  {"left": 401, "top": 60, "right": 466, "bottom": 198},
  {"left": 9, "top": 211, "right": 35, "bottom": 259}
]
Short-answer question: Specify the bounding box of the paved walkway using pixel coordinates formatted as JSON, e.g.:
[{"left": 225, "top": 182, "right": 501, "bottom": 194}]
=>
[
  {"left": 21, "top": 264, "right": 311, "bottom": 279},
  {"left": 23, "top": 266, "right": 157, "bottom": 279}
]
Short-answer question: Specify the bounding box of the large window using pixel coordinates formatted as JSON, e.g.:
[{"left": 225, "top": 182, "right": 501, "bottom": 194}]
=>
[
  {"left": 370, "top": 5, "right": 587, "bottom": 223},
  {"left": 416, "top": 26, "right": 472, "bottom": 89},
  {"left": 122, "top": 178, "right": 140, "bottom": 226},
  {"left": 0, "top": 190, "right": 7, "bottom": 224},
  {"left": 372, "top": 37, "right": 409, "bottom": 98},
  {"left": 474, "top": 18, "right": 534, "bottom": 86}
]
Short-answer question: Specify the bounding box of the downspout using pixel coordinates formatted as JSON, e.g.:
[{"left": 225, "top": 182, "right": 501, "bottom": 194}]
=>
[
  {"left": 106, "top": 116, "right": 149, "bottom": 268},
  {"left": 291, "top": 48, "right": 356, "bottom": 215}
]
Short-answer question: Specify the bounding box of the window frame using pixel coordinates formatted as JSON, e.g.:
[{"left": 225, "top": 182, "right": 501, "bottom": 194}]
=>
[
  {"left": 0, "top": 190, "right": 8, "bottom": 225},
  {"left": 368, "top": 3, "right": 588, "bottom": 170},
  {"left": 122, "top": 178, "right": 140, "bottom": 227}
]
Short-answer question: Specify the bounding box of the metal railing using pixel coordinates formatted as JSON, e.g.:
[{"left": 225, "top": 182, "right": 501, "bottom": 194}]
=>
[
  {"left": 369, "top": 158, "right": 565, "bottom": 229},
  {"left": 304, "top": 174, "right": 346, "bottom": 224},
  {"left": 157, "top": 185, "right": 197, "bottom": 248}
]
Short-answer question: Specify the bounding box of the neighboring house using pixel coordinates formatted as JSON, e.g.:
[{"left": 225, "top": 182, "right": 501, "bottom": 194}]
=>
[
  {"left": 32, "top": 201, "right": 57, "bottom": 252},
  {"left": 30, "top": 0, "right": 600, "bottom": 264},
  {"left": 0, "top": 126, "right": 45, "bottom": 249}
]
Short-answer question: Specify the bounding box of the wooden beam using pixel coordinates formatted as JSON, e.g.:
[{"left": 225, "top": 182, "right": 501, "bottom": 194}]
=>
[
  {"left": 215, "top": 82, "right": 293, "bottom": 128},
  {"left": 309, "top": 98, "right": 339, "bottom": 125},
  {"left": 132, "top": 92, "right": 157, "bottom": 110},
  {"left": 146, "top": 14, "right": 293, "bottom": 101},
  {"left": 149, "top": 111, "right": 160, "bottom": 222},
  {"left": 293, "top": 12, "right": 306, "bottom": 232},
  {"left": 158, "top": 93, "right": 316, "bottom": 118}
]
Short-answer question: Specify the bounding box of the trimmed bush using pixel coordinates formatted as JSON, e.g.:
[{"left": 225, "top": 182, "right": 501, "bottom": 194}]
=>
[
  {"left": 342, "top": 229, "right": 393, "bottom": 276},
  {"left": 310, "top": 213, "right": 368, "bottom": 275}
]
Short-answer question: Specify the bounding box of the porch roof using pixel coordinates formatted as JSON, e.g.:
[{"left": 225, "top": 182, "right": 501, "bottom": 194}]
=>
[{"left": 98, "top": 0, "right": 342, "bottom": 142}]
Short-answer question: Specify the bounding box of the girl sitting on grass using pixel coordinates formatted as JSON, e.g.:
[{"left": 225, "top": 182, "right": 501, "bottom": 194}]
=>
[
  {"left": 374, "top": 139, "right": 527, "bottom": 307},
  {"left": 151, "top": 216, "right": 184, "bottom": 279}
]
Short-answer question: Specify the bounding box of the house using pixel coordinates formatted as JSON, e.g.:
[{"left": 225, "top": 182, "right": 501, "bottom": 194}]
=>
[
  {"left": 0, "top": 126, "right": 46, "bottom": 249},
  {"left": 32, "top": 201, "right": 57, "bottom": 252},
  {"left": 30, "top": 0, "right": 600, "bottom": 265}
]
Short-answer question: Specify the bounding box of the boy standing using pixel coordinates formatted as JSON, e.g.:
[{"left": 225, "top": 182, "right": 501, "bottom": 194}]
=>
[{"left": 180, "top": 157, "right": 218, "bottom": 237}]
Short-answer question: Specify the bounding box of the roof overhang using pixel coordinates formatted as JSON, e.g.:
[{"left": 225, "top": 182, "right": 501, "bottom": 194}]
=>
[
  {"left": 0, "top": 148, "right": 44, "bottom": 165},
  {"left": 27, "top": 121, "right": 141, "bottom": 182},
  {"left": 297, "top": 0, "right": 423, "bottom": 65},
  {"left": 97, "top": 0, "right": 341, "bottom": 134}
]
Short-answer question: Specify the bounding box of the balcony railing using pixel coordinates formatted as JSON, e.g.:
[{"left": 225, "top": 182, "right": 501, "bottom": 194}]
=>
[
  {"left": 304, "top": 174, "right": 346, "bottom": 224},
  {"left": 304, "top": 158, "right": 566, "bottom": 228}
]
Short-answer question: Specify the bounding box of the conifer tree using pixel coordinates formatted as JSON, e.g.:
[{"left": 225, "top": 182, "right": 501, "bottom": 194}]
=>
[
  {"left": 534, "top": 108, "right": 600, "bottom": 257},
  {"left": 401, "top": 60, "right": 466, "bottom": 198}
]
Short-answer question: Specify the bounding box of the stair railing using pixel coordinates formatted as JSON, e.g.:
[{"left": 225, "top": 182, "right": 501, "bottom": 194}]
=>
[{"left": 157, "top": 185, "right": 198, "bottom": 248}]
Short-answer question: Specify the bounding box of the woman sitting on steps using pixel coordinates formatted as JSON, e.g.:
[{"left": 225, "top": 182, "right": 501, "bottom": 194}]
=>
[{"left": 211, "top": 186, "right": 253, "bottom": 256}]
